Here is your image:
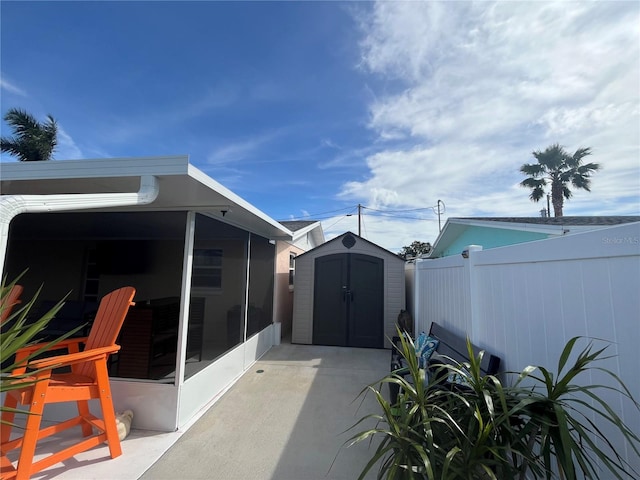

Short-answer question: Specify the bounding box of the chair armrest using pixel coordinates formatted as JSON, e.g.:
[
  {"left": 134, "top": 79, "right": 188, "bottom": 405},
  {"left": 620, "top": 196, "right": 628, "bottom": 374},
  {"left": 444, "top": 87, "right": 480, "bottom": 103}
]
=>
[
  {"left": 11, "top": 337, "right": 89, "bottom": 374},
  {"left": 27, "top": 345, "right": 121, "bottom": 370},
  {"left": 16, "top": 337, "right": 88, "bottom": 356}
]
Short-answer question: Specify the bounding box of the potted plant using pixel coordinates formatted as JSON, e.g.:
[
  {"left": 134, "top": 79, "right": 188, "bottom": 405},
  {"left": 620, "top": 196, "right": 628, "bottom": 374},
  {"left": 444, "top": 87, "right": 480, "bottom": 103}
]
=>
[{"left": 345, "top": 329, "right": 640, "bottom": 479}]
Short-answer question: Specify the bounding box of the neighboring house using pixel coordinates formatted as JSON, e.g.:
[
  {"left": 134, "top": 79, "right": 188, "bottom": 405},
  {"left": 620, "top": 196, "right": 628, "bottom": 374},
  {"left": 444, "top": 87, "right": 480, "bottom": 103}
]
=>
[
  {"left": 0, "top": 156, "right": 294, "bottom": 432},
  {"left": 279, "top": 220, "right": 325, "bottom": 251},
  {"left": 429, "top": 216, "right": 640, "bottom": 258},
  {"left": 273, "top": 220, "right": 324, "bottom": 339},
  {"left": 292, "top": 232, "right": 405, "bottom": 349}
]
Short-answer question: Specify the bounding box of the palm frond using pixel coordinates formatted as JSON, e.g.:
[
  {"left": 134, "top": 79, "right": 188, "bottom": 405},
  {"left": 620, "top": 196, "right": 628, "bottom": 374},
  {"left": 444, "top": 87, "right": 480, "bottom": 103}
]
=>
[
  {"left": 520, "top": 163, "right": 546, "bottom": 176},
  {"left": 571, "top": 146, "right": 592, "bottom": 162},
  {"left": 1, "top": 107, "right": 58, "bottom": 161},
  {"left": 521, "top": 144, "right": 599, "bottom": 215}
]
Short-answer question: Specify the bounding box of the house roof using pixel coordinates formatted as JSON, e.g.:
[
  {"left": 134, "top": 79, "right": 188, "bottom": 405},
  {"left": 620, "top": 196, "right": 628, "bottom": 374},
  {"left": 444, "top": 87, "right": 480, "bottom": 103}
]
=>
[
  {"left": 0, "top": 156, "right": 293, "bottom": 241},
  {"left": 429, "top": 216, "right": 640, "bottom": 258},
  {"left": 279, "top": 220, "right": 325, "bottom": 246},
  {"left": 279, "top": 220, "right": 316, "bottom": 231},
  {"left": 455, "top": 216, "right": 640, "bottom": 226}
]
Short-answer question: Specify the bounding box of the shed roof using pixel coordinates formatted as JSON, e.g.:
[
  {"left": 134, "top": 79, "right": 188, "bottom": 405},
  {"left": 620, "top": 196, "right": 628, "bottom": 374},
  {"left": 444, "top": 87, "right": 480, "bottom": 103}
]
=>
[{"left": 297, "top": 231, "right": 404, "bottom": 261}]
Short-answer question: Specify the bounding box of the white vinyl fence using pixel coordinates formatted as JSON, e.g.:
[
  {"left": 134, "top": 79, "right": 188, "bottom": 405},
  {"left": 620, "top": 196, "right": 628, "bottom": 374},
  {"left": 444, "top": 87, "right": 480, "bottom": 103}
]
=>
[{"left": 411, "top": 222, "right": 640, "bottom": 474}]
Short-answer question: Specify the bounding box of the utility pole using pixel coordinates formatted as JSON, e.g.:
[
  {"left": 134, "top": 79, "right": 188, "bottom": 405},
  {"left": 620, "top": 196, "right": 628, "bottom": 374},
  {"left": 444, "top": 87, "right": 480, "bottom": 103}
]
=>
[
  {"left": 437, "top": 199, "right": 445, "bottom": 232},
  {"left": 546, "top": 194, "right": 551, "bottom": 218},
  {"left": 358, "top": 203, "right": 362, "bottom": 236}
]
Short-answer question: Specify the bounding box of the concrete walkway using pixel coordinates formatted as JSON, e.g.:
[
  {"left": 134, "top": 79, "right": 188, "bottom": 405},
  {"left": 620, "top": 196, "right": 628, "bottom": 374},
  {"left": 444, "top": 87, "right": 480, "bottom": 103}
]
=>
[
  {"left": 140, "top": 341, "right": 388, "bottom": 480},
  {"left": 17, "top": 341, "right": 388, "bottom": 479}
]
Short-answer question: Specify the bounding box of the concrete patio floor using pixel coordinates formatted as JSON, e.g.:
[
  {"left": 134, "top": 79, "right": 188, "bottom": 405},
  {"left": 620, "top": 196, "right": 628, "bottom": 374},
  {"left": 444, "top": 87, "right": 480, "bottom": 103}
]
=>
[{"left": 16, "top": 340, "right": 389, "bottom": 480}]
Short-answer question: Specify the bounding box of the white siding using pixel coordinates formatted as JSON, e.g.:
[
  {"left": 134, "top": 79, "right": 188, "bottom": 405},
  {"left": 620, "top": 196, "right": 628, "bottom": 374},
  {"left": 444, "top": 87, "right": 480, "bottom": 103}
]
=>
[
  {"left": 291, "top": 249, "right": 314, "bottom": 344},
  {"left": 384, "top": 258, "right": 405, "bottom": 346}
]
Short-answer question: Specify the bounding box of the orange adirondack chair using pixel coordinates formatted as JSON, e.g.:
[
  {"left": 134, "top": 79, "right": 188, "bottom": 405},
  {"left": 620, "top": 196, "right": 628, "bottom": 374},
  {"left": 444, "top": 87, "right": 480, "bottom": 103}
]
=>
[
  {"left": 0, "top": 286, "right": 135, "bottom": 480},
  {"left": 0, "top": 284, "right": 24, "bottom": 326}
]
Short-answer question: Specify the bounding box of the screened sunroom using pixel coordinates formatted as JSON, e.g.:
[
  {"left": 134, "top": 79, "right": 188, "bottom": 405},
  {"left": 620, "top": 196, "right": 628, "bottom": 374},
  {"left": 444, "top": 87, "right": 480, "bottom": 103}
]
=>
[{"left": 0, "top": 156, "right": 292, "bottom": 431}]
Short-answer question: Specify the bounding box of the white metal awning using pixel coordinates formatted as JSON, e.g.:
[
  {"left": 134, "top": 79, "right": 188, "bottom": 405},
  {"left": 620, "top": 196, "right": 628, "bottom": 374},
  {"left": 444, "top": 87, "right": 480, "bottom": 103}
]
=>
[{"left": 0, "top": 155, "right": 293, "bottom": 241}]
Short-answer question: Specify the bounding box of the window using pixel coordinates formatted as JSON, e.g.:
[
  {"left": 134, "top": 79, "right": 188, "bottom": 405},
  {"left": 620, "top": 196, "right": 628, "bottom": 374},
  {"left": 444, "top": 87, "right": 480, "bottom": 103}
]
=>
[
  {"left": 192, "top": 249, "right": 222, "bottom": 290},
  {"left": 187, "top": 214, "right": 248, "bottom": 379},
  {"left": 289, "top": 253, "right": 296, "bottom": 286}
]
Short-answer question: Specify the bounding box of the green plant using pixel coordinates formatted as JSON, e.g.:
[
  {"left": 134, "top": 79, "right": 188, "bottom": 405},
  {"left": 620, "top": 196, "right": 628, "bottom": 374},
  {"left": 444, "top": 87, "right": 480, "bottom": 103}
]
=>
[
  {"left": 1, "top": 276, "right": 81, "bottom": 422},
  {"left": 513, "top": 337, "right": 640, "bottom": 479},
  {"left": 345, "top": 329, "right": 640, "bottom": 480},
  {"left": 519, "top": 143, "right": 600, "bottom": 217},
  {"left": 0, "top": 108, "right": 58, "bottom": 162}
]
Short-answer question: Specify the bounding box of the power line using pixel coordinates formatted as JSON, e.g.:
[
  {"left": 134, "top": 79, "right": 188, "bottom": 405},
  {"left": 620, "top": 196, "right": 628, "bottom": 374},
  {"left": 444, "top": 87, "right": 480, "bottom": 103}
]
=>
[
  {"left": 288, "top": 214, "right": 353, "bottom": 221},
  {"left": 286, "top": 205, "right": 357, "bottom": 221},
  {"left": 362, "top": 206, "right": 437, "bottom": 213},
  {"left": 361, "top": 210, "right": 368, "bottom": 238},
  {"left": 364, "top": 212, "right": 436, "bottom": 221},
  {"left": 287, "top": 202, "right": 444, "bottom": 223},
  {"left": 322, "top": 206, "right": 359, "bottom": 231},
  {"left": 322, "top": 215, "right": 351, "bottom": 231}
]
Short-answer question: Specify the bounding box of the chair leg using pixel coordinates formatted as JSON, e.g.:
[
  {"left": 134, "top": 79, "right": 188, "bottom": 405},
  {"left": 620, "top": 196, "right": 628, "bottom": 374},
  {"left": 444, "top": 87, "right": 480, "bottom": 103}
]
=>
[
  {"left": 15, "top": 383, "right": 47, "bottom": 480},
  {"left": 77, "top": 400, "right": 93, "bottom": 437},
  {"left": 1, "top": 393, "right": 18, "bottom": 445},
  {"left": 95, "top": 362, "right": 122, "bottom": 458}
]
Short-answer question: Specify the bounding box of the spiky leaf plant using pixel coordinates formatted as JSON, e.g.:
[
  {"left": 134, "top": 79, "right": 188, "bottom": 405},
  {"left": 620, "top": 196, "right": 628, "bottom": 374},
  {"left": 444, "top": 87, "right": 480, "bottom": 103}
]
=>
[
  {"left": 512, "top": 337, "right": 640, "bottom": 479},
  {"left": 345, "top": 328, "right": 640, "bottom": 480},
  {"left": 1, "top": 275, "right": 82, "bottom": 423}
]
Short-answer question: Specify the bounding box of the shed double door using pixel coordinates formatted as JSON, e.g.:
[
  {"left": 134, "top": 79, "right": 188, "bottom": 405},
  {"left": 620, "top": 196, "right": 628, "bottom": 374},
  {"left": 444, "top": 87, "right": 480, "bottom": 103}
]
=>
[{"left": 312, "top": 253, "right": 383, "bottom": 348}]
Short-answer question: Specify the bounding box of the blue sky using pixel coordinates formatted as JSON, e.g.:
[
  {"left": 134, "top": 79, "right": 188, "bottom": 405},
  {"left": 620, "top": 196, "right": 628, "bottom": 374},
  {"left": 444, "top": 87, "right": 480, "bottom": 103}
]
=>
[{"left": 1, "top": 1, "right": 639, "bottom": 251}]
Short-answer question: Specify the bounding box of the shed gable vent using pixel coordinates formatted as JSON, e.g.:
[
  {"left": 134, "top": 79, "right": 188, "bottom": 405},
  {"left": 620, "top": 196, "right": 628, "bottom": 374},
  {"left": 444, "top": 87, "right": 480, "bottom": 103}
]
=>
[{"left": 342, "top": 234, "right": 356, "bottom": 249}]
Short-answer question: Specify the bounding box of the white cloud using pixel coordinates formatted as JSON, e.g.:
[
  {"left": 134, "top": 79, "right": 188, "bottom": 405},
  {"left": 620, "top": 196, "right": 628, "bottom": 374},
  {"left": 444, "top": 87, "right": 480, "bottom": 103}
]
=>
[
  {"left": 344, "top": 1, "right": 640, "bottom": 249},
  {"left": 206, "top": 131, "right": 281, "bottom": 165},
  {"left": 97, "top": 86, "right": 242, "bottom": 146},
  {"left": 0, "top": 76, "right": 27, "bottom": 96},
  {"left": 318, "top": 144, "right": 376, "bottom": 169},
  {"left": 56, "top": 126, "right": 84, "bottom": 160},
  {"left": 286, "top": 211, "right": 314, "bottom": 221}
]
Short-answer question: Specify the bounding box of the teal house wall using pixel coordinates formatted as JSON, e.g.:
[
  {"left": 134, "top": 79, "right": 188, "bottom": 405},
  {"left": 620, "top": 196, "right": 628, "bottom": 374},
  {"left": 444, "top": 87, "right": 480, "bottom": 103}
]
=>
[{"left": 442, "top": 227, "right": 549, "bottom": 257}]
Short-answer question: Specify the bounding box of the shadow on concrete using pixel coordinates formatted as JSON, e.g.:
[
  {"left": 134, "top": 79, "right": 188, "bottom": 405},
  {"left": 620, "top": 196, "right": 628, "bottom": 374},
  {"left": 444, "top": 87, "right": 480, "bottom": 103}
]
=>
[{"left": 140, "top": 338, "right": 389, "bottom": 480}]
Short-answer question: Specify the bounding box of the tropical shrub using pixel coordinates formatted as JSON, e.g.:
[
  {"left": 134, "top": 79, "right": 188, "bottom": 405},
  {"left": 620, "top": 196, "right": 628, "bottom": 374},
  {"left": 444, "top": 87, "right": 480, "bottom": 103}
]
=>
[
  {"left": 1, "top": 276, "right": 81, "bottom": 421},
  {"left": 346, "top": 329, "right": 640, "bottom": 480}
]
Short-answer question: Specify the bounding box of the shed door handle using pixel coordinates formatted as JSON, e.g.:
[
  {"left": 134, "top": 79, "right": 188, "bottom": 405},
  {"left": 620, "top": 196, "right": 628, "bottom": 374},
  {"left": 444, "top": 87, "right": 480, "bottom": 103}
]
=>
[{"left": 342, "top": 287, "right": 354, "bottom": 302}]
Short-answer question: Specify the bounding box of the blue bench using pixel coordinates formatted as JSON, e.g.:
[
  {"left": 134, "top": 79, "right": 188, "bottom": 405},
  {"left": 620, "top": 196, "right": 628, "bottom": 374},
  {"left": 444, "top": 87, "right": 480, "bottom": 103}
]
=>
[{"left": 389, "top": 322, "right": 501, "bottom": 405}]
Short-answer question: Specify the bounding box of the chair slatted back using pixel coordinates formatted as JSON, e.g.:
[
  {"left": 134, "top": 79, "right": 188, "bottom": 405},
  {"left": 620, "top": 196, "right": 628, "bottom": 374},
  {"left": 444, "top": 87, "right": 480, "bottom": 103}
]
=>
[
  {"left": 76, "top": 286, "right": 135, "bottom": 378},
  {"left": 1, "top": 284, "right": 24, "bottom": 325}
]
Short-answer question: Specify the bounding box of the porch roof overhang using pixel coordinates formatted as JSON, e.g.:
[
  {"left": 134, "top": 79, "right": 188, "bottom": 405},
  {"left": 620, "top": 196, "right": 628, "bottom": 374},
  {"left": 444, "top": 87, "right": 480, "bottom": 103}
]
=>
[{"left": 0, "top": 156, "right": 294, "bottom": 241}]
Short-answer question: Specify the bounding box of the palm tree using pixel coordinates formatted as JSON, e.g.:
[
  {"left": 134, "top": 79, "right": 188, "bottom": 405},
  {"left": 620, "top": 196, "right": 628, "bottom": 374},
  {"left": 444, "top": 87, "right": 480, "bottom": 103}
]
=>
[
  {"left": 1, "top": 108, "right": 58, "bottom": 162},
  {"left": 520, "top": 143, "right": 600, "bottom": 217}
]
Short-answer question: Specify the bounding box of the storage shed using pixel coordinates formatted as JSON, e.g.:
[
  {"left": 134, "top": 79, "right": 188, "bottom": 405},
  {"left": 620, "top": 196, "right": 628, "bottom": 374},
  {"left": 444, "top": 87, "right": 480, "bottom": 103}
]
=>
[{"left": 292, "top": 232, "right": 405, "bottom": 349}]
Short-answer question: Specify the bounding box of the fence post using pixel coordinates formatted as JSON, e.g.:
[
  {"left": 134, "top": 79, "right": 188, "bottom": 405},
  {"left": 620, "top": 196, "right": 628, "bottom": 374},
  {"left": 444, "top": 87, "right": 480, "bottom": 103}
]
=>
[
  {"left": 413, "top": 259, "right": 421, "bottom": 334},
  {"left": 463, "top": 245, "right": 483, "bottom": 342}
]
